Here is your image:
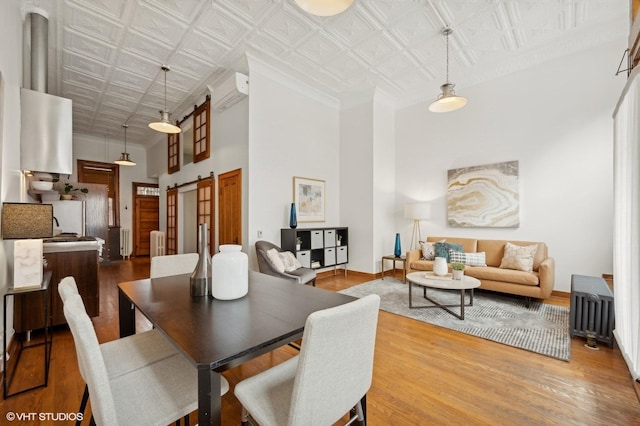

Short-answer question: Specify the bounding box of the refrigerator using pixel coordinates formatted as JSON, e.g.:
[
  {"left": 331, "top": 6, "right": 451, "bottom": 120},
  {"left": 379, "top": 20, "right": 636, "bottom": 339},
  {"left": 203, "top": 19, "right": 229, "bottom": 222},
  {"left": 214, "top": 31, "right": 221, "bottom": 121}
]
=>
[{"left": 48, "top": 200, "right": 85, "bottom": 236}]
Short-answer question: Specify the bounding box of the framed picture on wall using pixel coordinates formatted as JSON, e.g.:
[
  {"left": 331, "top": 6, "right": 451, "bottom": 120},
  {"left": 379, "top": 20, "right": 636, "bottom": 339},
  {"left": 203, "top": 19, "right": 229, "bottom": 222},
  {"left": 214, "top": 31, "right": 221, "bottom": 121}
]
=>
[{"left": 293, "top": 177, "right": 325, "bottom": 222}]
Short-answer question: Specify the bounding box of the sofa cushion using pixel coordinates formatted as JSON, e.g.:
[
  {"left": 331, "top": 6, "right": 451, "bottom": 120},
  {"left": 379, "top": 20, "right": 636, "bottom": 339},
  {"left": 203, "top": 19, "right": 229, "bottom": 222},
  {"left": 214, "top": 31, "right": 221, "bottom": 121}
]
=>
[
  {"left": 465, "top": 252, "right": 487, "bottom": 267},
  {"left": 279, "top": 251, "right": 301, "bottom": 272},
  {"left": 427, "top": 236, "right": 477, "bottom": 253},
  {"left": 464, "top": 267, "right": 540, "bottom": 286},
  {"left": 419, "top": 240, "right": 438, "bottom": 260},
  {"left": 267, "top": 248, "right": 285, "bottom": 273},
  {"left": 435, "top": 242, "right": 463, "bottom": 262},
  {"left": 448, "top": 250, "right": 466, "bottom": 264},
  {"left": 499, "top": 242, "right": 538, "bottom": 272},
  {"left": 477, "top": 239, "right": 547, "bottom": 270},
  {"left": 410, "top": 260, "right": 434, "bottom": 271}
]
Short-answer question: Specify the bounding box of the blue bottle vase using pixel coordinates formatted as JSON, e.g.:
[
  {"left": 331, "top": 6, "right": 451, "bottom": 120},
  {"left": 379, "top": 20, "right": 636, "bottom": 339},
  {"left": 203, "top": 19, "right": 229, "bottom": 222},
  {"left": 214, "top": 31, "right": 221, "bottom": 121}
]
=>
[
  {"left": 289, "top": 203, "right": 297, "bottom": 229},
  {"left": 394, "top": 233, "right": 401, "bottom": 257}
]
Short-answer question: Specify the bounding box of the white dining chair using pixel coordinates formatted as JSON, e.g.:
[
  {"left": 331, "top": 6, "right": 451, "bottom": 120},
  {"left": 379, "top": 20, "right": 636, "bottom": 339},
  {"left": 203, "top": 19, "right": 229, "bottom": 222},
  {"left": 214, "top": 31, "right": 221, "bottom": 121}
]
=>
[
  {"left": 59, "top": 277, "right": 229, "bottom": 425},
  {"left": 150, "top": 253, "right": 200, "bottom": 278},
  {"left": 234, "top": 294, "right": 380, "bottom": 426}
]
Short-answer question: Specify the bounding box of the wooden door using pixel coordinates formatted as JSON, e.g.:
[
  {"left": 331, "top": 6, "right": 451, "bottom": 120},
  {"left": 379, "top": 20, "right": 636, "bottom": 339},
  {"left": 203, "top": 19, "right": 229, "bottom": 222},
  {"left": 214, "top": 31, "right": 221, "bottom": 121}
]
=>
[
  {"left": 197, "top": 178, "right": 214, "bottom": 253},
  {"left": 167, "top": 188, "right": 178, "bottom": 255},
  {"left": 218, "top": 169, "right": 242, "bottom": 245},
  {"left": 132, "top": 183, "right": 159, "bottom": 257}
]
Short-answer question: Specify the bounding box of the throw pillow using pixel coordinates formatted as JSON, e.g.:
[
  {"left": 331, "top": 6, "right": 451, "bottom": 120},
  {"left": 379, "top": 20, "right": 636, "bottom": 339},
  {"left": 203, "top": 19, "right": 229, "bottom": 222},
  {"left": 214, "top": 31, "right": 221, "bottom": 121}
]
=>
[
  {"left": 448, "top": 250, "right": 466, "bottom": 264},
  {"left": 434, "top": 242, "right": 463, "bottom": 262},
  {"left": 465, "top": 252, "right": 487, "bottom": 267},
  {"left": 499, "top": 242, "right": 538, "bottom": 272},
  {"left": 266, "top": 248, "right": 285, "bottom": 273},
  {"left": 279, "top": 251, "right": 302, "bottom": 272},
  {"left": 419, "top": 241, "right": 436, "bottom": 260}
]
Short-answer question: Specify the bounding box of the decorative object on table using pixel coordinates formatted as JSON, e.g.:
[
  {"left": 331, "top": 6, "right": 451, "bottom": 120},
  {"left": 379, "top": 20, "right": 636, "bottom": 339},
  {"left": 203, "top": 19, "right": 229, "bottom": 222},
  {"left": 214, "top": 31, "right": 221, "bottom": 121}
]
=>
[
  {"left": 447, "top": 161, "right": 519, "bottom": 228},
  {"left": 433, "top": 256, "right": 448, "bottom": 276},
  {"left": 429, "top": 27, "right": 467, "bottom": 113},
  {"left": 212, "top": 245, "right": 248, "bottom": 300},
  {"left": 190, "top": 223, "right": 211, "bottom": 297},
  {"left": 293, "top": 176, "right": 325, "bottom": 222},
  {"left": 296, "top": 237, "right": 302, "bottom": 251},
  {"left": 31, "top": 180, "right": 54, "bottom": 191},
  {"left": 404, "top": 202, "right": 431, "bottom": 251},
  {"left": 394, "top": 233, "right": 402, "bottom": 257},
  {"left": 451, "top": 262, "right": 465, "bottom": 280},
  {"left": 340, "top": 279, "right": 570, "bottom": 361},
  {"left": 14, "top": 239, "right": 44, "bottom": 289},
  {"left": 289, "top": 202, "right": 297, "bottom": 229}
]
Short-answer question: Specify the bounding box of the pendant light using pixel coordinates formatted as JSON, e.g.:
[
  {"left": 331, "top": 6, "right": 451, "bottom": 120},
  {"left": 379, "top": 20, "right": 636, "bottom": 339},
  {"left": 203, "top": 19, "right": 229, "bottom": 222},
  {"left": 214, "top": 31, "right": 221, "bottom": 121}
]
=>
[
  {"left": 429, "top": 27, "right": 467, "bottom": 113},
  {"left": 148, "top": 65, "right": 181, "bottom": 134},
  {"left": 115, "top": 123, "right": 136, "bottom": 166},
  {"left": 294, "top": 0, "right": 355, "bottom": 16}
]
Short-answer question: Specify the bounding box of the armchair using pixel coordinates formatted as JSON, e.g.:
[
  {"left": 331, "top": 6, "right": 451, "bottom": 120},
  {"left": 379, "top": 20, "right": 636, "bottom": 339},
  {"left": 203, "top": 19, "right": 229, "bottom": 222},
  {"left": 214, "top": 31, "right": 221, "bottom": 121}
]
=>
[{"left": 255, "top": 240, "right": 316, "bottom": 286}]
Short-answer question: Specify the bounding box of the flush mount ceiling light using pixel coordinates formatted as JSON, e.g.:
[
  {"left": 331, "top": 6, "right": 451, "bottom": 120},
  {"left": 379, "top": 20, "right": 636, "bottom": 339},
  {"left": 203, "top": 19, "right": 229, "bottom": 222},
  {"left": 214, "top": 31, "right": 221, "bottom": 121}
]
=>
[
  {"left": 148, "top": 65, "right": 181, "bottom": 134},
  {"left": 429, "top": 27, "right": 467, "bottom": 113},
  {"left": 115, "top": 123, "right": 136, "bottom": 166},
  {"left": 294, "top": 0, "right": 355, "bottom": 16}
]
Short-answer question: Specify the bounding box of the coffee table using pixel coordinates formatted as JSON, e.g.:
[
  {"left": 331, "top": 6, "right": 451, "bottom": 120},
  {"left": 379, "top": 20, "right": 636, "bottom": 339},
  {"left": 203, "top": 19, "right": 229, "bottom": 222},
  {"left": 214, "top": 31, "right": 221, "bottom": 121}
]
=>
[{"left": 406, "top": 271, "right": 481, "bottom": 320}]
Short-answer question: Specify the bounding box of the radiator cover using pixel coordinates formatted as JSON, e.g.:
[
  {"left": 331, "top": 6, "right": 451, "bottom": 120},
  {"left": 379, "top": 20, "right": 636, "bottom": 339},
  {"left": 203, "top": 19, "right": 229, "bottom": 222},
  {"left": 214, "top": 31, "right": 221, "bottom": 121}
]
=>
[{"left": 570, "top": 274, "right": 615, "bottom": 348}]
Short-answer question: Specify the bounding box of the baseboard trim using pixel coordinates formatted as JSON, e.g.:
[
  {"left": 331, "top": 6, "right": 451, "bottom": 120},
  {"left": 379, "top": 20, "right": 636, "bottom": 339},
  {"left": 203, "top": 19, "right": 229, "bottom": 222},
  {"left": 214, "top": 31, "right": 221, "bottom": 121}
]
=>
[{"left": 551, "top": 290, "right": 570, "bottom": 298}]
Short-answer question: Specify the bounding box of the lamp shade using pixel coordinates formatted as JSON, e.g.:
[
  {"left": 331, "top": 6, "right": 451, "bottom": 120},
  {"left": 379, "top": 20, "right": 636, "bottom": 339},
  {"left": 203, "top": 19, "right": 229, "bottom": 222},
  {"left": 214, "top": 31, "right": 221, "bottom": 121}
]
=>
[
  {"left": 294, "top": 0, "right": 354, "bottom": 16},
  {"left": 429, "top": 83, "right": 467, "bottom": 113},
  {"left": 404, "top": 202, "right": 431, "bottom": 220},
  {"left": 148, "top": 111, "right": 181, "bottom": 134}
]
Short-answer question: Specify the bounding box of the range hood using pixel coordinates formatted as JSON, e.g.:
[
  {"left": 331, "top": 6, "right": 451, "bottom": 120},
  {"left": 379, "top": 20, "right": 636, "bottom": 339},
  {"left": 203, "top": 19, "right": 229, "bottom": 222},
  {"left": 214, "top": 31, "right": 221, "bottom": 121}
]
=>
[{"left": 20, "top": 11, "right": 73, "bottom": 175}]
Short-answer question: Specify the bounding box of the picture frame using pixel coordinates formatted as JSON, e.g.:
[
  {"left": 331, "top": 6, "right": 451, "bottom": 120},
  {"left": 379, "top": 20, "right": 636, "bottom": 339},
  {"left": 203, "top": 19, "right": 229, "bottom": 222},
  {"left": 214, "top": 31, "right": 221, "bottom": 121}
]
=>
[{"left": 293, "top": 177, "right": 325, "bottom": 222}]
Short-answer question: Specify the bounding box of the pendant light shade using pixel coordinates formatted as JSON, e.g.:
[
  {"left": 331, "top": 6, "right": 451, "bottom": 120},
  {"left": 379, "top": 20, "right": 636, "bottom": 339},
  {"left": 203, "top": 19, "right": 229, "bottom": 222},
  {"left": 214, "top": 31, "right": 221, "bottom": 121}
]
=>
[
  {"left": 149, "top": 65, "right": 181, "bottom": 134},
  {"left": 294, "top": 0, "right": 355, "bottom": 16},
  {"left": 429, "top": 27, "right": 467, "bottom": 113},
  {"left": 115, "top": 124, "right": 136, "bottom": 166}
]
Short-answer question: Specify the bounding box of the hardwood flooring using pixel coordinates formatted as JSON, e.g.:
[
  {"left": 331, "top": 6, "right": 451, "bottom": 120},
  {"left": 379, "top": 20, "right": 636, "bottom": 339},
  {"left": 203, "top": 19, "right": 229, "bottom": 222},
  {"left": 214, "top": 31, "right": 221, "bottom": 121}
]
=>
[{"left": 1, "top": 258, "right": 639, "bottom": 425}]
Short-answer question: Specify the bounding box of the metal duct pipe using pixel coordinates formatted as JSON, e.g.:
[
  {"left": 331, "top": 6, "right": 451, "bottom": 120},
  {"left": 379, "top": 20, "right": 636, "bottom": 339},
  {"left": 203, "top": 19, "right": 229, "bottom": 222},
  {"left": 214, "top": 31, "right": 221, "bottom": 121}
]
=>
[{"left": 24, "top": 11, "right": 48, "bottom": 93}]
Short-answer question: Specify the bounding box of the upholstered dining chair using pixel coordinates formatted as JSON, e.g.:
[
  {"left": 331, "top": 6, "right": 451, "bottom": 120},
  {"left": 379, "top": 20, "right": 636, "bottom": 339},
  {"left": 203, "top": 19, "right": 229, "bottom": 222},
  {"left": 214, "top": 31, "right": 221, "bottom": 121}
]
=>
[
  {"left": 59, "top": 277, "right": 229, "bottom": 425},
  {"left": 234, "top": 294, "right": 381, "bottom": 426},
  {"left": 150, "top": 252, "right": 200, "bottom": 278},
  {"left": 255, "top": 240, "right": 316, "bottom": 286}
]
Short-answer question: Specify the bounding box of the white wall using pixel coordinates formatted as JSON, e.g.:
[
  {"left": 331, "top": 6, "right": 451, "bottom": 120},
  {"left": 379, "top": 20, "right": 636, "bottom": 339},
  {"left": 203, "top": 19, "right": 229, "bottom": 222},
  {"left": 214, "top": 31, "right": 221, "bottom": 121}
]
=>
[
  {"left": 155, "top": 94, "right": 249, "bottom": 252},
  {"left": 395, "top": 39, "right": 626, "bottom": 292},
  {"left": 247, "top": 56, "right": 340, "bottom": 270},
  {"left": 0, "top": 0, "right": 24, "bottom": 365}
]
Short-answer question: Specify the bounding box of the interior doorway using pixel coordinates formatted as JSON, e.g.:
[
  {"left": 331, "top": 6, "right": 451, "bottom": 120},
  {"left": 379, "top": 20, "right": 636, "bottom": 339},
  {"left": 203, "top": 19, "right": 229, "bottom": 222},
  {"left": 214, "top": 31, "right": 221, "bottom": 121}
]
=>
[
  {"left": 218, "top": 168, "right": 242, "bottom": 246},
  {"left": 132, "top": 182, "right": 159, "bottom": 257}
]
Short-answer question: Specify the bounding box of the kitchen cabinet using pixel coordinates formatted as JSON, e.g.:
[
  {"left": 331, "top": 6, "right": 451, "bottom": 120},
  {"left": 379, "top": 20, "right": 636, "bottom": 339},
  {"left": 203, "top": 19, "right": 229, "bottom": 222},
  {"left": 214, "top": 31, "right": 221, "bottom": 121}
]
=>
[{"left": 13, "top": 247, "right": 99, "bottom": 332}]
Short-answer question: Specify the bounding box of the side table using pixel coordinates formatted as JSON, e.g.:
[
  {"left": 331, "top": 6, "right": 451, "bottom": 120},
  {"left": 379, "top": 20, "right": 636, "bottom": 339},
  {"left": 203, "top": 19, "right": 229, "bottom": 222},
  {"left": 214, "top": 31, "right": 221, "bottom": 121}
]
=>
[
  {"left": 3, "top": 271, "right": 52, "bottom": 399},
  {"left": 381, "top": 255, "right": 407, "bottom": 283}
]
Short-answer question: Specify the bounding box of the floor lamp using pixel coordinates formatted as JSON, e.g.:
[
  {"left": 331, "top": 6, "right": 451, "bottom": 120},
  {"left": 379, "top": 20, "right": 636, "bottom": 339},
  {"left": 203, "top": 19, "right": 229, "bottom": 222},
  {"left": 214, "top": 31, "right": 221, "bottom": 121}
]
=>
[{"left": 404, "top": 202, "right": 431, "bottom": 251}]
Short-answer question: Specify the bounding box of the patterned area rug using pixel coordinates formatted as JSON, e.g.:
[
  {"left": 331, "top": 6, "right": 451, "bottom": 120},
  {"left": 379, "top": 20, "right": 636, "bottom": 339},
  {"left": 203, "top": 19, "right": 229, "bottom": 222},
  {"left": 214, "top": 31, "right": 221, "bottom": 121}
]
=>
[{"left": 339, "top": 279, "right": 570, "bottom": 361}]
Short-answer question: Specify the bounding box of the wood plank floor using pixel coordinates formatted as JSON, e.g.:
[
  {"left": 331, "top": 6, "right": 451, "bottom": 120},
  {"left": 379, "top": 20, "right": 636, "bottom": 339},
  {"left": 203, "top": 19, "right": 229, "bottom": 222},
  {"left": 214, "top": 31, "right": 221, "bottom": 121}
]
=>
[{"left": 1, "top": 258, "right": 639, "bottom": 425}]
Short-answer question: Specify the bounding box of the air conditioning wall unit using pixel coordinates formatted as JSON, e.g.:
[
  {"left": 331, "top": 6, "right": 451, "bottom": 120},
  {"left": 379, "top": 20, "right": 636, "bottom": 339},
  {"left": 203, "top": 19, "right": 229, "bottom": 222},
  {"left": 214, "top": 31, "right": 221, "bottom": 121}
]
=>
[{"left": 208, "top": 72, "right": 249, "bottom": 112}]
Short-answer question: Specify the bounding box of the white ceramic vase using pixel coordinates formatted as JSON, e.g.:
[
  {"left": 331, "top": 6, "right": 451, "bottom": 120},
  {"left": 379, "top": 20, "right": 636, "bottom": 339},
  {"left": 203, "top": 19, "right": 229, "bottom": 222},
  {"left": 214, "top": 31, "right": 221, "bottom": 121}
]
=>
[
  {"left": 211, "top": 244, "right": 248, "bottom": 300},
  {"left": 433, "top": 257, "right": 448, "bottom": 276}
]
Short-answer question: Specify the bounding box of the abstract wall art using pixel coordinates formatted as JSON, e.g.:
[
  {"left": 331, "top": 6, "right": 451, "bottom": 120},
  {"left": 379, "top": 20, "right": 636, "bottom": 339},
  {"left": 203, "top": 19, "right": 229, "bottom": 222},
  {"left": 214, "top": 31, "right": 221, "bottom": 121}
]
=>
[{"left": 447, "top": 161, "right": 519, "bottom": 228}]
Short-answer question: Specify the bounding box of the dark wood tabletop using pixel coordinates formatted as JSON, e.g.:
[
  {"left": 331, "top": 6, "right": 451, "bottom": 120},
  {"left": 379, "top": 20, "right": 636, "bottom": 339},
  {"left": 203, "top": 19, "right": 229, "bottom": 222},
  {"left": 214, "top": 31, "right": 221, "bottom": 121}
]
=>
[{"left": 118, "top": 270, "right": 356, "bottom": 426}]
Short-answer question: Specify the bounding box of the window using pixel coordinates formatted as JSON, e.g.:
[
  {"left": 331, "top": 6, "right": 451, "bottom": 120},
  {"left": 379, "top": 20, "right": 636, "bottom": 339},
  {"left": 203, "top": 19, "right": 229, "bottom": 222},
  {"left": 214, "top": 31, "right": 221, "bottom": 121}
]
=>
[
  {"left": 168, "top": 132, "right": 180, "bottom": 174},
  {"left": 197, "top": 178, "right": 214, "bottom": 253},
  {"left": 166, "top": 188, "right": 178, "bottom": 255},
  {"left": 193, "top": 99, "right": 210, "bottom": 163}
]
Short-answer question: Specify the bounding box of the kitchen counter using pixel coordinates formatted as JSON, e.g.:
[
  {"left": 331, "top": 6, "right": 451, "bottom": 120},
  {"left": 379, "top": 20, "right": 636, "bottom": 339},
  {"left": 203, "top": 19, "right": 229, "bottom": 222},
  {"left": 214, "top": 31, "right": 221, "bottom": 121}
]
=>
[{"left": 43, "top": 240, "right": 99, "bottom": 253}]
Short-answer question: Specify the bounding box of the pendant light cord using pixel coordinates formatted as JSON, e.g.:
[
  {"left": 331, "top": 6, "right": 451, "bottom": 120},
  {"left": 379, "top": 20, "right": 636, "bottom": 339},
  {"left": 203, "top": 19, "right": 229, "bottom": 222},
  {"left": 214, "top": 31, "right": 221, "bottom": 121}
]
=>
[
  {"left": 163, "top": 68, "right": 167, "bottom": 112},
  {"left": 445, "top": 28, "right": 450, "bottom": 84}
]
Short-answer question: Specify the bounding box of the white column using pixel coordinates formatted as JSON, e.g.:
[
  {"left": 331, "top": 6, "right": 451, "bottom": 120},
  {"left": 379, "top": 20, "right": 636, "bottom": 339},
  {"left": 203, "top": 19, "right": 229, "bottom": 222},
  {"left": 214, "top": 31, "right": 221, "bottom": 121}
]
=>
[{"left": 613, "top": 67, "right": 640, "bottom": 380}]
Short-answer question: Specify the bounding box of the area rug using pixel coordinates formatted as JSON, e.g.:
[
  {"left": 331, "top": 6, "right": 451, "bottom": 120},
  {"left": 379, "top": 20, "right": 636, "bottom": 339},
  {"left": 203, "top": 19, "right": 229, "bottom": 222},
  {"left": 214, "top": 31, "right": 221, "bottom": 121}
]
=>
[{"left": 339, "top": 279, "right": 570, "bottom": 361}]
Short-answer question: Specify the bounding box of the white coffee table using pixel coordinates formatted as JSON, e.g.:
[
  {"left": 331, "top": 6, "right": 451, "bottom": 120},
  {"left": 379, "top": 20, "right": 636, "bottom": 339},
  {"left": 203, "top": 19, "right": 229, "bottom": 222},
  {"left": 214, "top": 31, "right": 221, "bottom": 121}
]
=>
[{"left": 406, "top": 271, "right": 481, "bottom": 320}]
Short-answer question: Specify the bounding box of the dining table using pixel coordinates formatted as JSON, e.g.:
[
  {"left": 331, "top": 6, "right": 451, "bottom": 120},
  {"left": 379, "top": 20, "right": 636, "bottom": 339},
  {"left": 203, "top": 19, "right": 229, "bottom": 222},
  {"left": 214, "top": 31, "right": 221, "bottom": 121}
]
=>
[{"left": 118, "top": 270, "right": 357, "bottom": 426}]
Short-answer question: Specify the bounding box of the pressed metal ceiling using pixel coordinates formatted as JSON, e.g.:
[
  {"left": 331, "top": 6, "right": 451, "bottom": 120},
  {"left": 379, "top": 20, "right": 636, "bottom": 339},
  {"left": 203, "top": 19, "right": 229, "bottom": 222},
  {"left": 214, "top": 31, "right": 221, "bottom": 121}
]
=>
[{"left": 30, "top": 0, "right": 628, "bottom": 148}]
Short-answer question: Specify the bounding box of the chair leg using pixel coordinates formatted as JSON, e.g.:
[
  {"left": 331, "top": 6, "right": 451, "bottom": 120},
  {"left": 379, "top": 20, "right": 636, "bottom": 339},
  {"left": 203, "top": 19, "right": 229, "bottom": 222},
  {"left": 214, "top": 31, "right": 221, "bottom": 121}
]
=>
[
  {"left": 356, "top": 400, "right": 366, "bottom": 425},
  {"left": 78, "top": 385, "right": 89, "bottom": 426},
  {"left": 311, "top": 277, "right": 316, "bottom": 286},
  {"left": 241, "top": 407, "right": 249, "bottom": 426}
]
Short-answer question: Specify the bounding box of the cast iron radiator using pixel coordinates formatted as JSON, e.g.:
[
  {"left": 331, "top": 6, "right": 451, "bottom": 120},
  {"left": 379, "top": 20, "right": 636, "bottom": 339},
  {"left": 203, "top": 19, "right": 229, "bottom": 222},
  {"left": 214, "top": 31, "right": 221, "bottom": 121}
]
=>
[{"left": 570, "top": 274, "right": 615, "bottom": 348}]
